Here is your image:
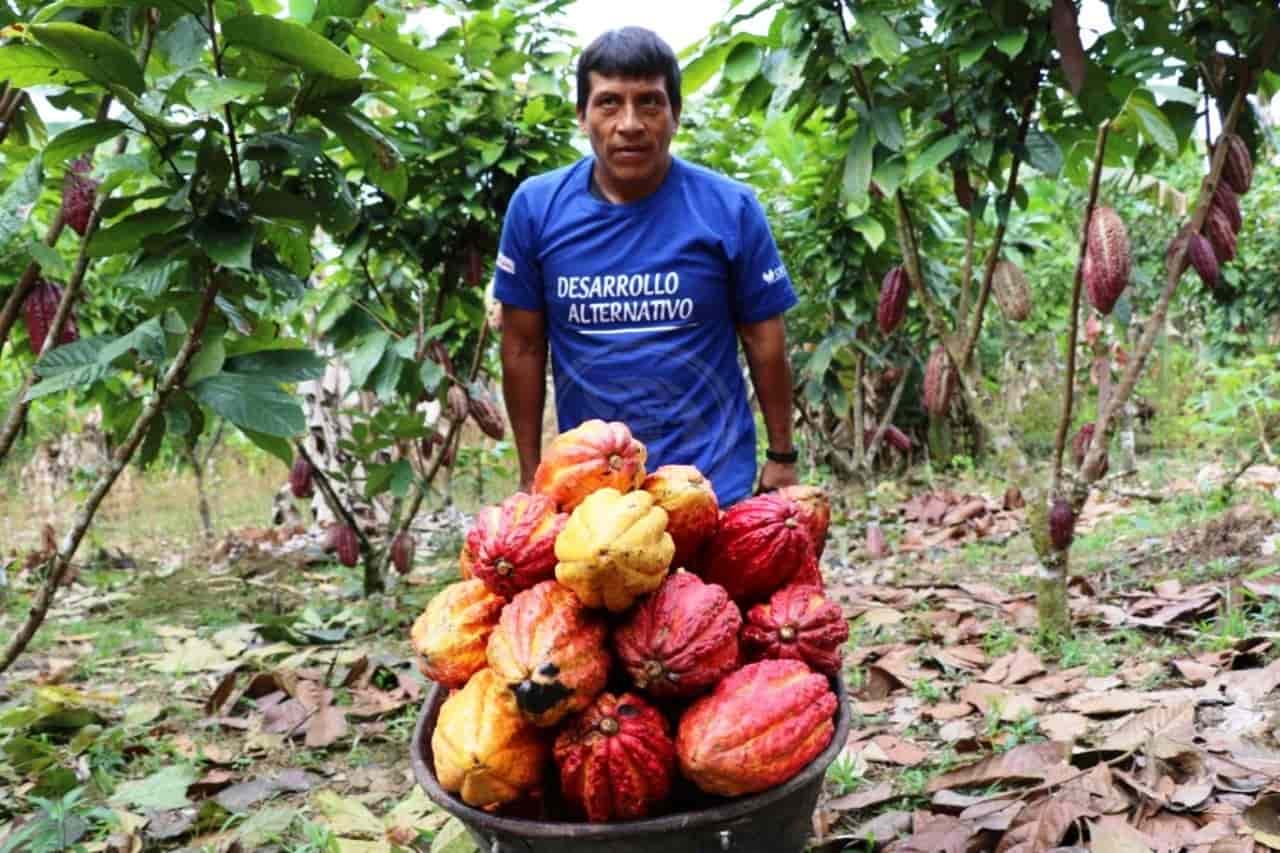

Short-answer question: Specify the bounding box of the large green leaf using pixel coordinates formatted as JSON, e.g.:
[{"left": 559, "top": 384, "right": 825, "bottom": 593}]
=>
[
  {"left": 722, "top": 41, "right": 762, "bottom": 84},
  {"left": 191, "top": 373, "right": 305, "bottom": 438},
  {"left": 184, "top": 77, "right": 266, "bottom": 113},
  {"left": 225, "top": 349, "right": 326, "bottom": 382},
  {"left": 907, "top": 133, "right": 964, "bottom": 183},
  {"left": 193, "top": 212, "right": 254, "bottom": 271},
  {"left": 221, "top": 15, "right": 361, "bottom": 80},
  {"left": 0, "top": 45, "right": 87, "bottom": 87},
  {"left": 1024, "top": 127, "right": 1063, "bottom": 176},
  {"left": 995, "top": 28, "right": 1028, "bottom": 59},
  {"left": 317, "top": 107, "right": 406, "bottom": 202},
  {"left": 29, "top": 23, "right": 145, "bottom": 94},
  {"left": 240, "top": 428, "right": 293, "bottom": 466},
  {"left": 90, "top": 208, "right": 188, "bottom": 257},
  {"left": 96, "top": 317, "right": 166, "bottom": 365},
  {"left": 681, "top": 43, "right": 730, "bottom": 95},
  {"left": 842, "top": 124, "right": 874, "bottom": 205},
  {"left": 0, "top": 156, "right": 44, "bottom": 254},
  {"left": 863, "top": 14, "right": 901, "bottom": 62},
  {"left": 349, "top": 25, "right": 456, "bottom": 82},
  {"left": 44, "top": 120, "right": 129, "bottom": 164},
  {"left": 1126, "top": 93, "right": 1178, "bottom": 157},
  {"left": 27, "top": 337, "right": 113, "bottom": 400}
]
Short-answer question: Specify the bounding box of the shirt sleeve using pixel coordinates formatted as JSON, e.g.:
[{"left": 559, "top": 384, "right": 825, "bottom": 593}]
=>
[
  {"left": 493, "top": 185, "right": 544, "bottom": 312},
  {"left": 730, "top": 191, "right": 797, "bottom": 324}
]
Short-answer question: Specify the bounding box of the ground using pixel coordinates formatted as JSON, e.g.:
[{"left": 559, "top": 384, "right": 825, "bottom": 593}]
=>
[{"left": 2, "top": 448, "right": 1279, "bottom": 851}]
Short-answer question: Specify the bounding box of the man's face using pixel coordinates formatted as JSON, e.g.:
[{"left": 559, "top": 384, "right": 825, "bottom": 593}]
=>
[{"left": 578, "top": 72, "right": 680, "bottom": 192}]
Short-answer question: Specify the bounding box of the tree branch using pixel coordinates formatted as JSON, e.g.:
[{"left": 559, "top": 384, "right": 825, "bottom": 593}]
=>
[{"left": 206, "top": 0, "right": 245, "bottom": 200}]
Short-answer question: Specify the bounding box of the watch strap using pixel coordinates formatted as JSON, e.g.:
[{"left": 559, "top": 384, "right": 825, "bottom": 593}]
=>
[{"left": 766, "top": 448, "right": 799, "bottom": 464}]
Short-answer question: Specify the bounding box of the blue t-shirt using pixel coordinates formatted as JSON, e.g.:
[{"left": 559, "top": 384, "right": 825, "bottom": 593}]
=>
[{"left": 494, "top": 156, "right": 796, "bottom": 506}]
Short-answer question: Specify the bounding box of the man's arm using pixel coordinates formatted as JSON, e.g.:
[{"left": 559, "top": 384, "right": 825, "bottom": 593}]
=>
[
  {"left": 501, "top": 304, "right": 548, "bottom": 491},
  {"left": 738, "top": 314, "right": 798, "bottom": 492}
]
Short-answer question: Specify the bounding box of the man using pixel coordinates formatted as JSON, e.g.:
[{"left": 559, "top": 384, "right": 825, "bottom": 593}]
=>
[{"left": 495, "top": 26, "right": 798, "bottom": 507}]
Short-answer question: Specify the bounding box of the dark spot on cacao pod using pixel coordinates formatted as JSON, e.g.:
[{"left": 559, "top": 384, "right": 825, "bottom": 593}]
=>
[
  {"left": 513, "top": 678, "right": 571, "bottom": 715},
  {"left": 537, "top": 662, "right": 560, "bottom": 678},
  {"left": 616, "top": 703, "right": 639, "bottom": 717}
]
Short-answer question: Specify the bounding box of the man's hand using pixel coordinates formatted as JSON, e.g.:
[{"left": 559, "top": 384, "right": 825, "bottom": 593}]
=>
[
  {"left": 757, "top": 459, "right": 799, "bottom": 493},
  {"left": 501, "top": 305, "right": 548, "bottom": 489}
]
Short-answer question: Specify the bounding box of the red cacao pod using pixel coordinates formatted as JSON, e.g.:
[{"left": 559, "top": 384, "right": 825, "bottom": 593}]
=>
[
  {"left": 741, "top": 583, "right": 849, "bottom": 676},
  {"left": 676, "top": 659, "right": 837, "bottom": 797},
  {"left": 613, "top": 571, "right": 741, "bottom": 699},
  {"left": 428, "top": 339, "right": 456, "bottom": 378},
  {"left": 465, "top": 243, "right": 484, "bottom": 286},
  {"left": 1071, "top": 423, "right": 1108, "bottom": 477},
  {"left": 331, "top": 524, "right": 359, "bottom": 567},
  {"left": 922, "top": 345, "right": 954, "bottom": 417},
  {"left": 1219, "top": 133, "right": 1253, "bottom": 195},
  {"left": 884, "top": 425, "right": 913, "bottom": 453},
  {"left": 411, "top": 579, "right": 504, "bottom": 688},
  {"left": 953, "top": 166, "right": 974, "bottom": 209},
  {"left": 1048, "top": 499, "right": 1074, "bottom": 551},
  {"left": 789, "top": 551, "right": 824, "bottom": 588},
  {"left": 991, "top": 259, "right": 1031, "bottom": 322},
  {"left": 22, "top": 279, "right": 78, "bottom": 352},
  {"left": 776, "top": 485, "right": 830, "bottom": 558},
  {"left": 554, "top": 692, "right": 676, "bottom": 822},
  {"left": 876, "top": 266, "right": 909, "bottom": 335},
  {"left": 1187, "top": 233, "right": 1219, "bottom": 289},
  {"left": 642, "top": 465, "right": 719, "bottom": 571},
  {"left": 1211, "top": 181, "right": 1242, "bottom": 234},
  {"left": 866, "top": 524, "right": 889, "bottom": 558},
  {"left": 1206, "top": 207, "right": 1237, "bottom": 264},
  {"left": 533, "top": 419, "right": 647, "bottom": 512},
  {"left": 1084, "top": 207, "right": 1131, "bottom": 315},
  {"left": 446, "top": 384, "right": 469, "bottom": 422},
  {"left": 485, "top": 580, "right": 610, "bottom": 727},
  {"left": 391, "top": 530, "right": 415, "bottom": 575},
  {"left": 60, "top": 157, "right": 96, "bottom": 237},
  {"left": 468, "top": 392, "right": 506, "bottom": 440},
  {"left": 289, "top": 456, "right": 314, "bottom": 499},
  {"left": 695, "top": 492, "right": 814, "bottom": 604},
  {"left": 466, "top": 492, "right": 567, "bottom": 598}
]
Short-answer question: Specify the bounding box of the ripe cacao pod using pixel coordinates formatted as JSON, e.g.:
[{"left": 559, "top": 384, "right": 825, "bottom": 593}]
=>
[
  {"left": 876, "top": 266, "right": 909, "bottom": 335},
  {"left": 1049, "top": 499, "right": 1074, "bottom": 551},
  {"left": 446, "top": 384, "right": 470, "bottom": 422},
  {"left": 411, "top": 579, "right": 504, "bottom": 688},
  {"left": 467, "top": 492, "right": 567, "bottom": 598},
  {"left": 695, "top": 492, "right": 813, "bottom": 604},
  {"left": 554, "top": 488, "right": 673, "bottom": 612},
  {"left": 641, "top": 465, "right": 719, "bottom": 571},
  {"left": 789, "top": 551, "right": 824, "bottom": 588},
  {"left": 1071, "top": 422, "right": 1108, "bottom": 477},
  {"left": 741, "top": 583, "right": 849, "bottom": 676},
  {"left": 776, "top": 484, "right": 830, "bottom": 558},
  {"left": 553, "top": 692, "right": 676, "bottom": 822},
  {"left": 458, "top": 539, "right": 475, "bottom": 579},
  {"left": 1187, "top": 233, "right": 1219, "bottom": 289},
  {"left": 1211, "top": 181, "right": 1242, "bottom": 234},
  {"left": 1206, "top": 207, "right": 1237, "bottom": 264},
  {"left": 468, "top": 392, "right": 506, "bottom": 440},
  {"left": 331, "top": 524, "right": 359, "bottom": 567},
  {"left": 953, "top": 166, "right": 974, "bottom": 209},
  {"left": 613, "top": 571, "right": 741, "bottom": 699},
  {"left": 486, "top": 580, "right": 610, "bottom": 727},
  {"left": 866, "top": 426, "right": 913, "bottom": 454},
  {"left": 391, "top": 531, "right": 415, "bottom": 575},
  {"left": 676, "top": 659, "right": 836, "bottom": 797},
  {"left": 533, "top": 419, "right": 647, "bottom": 512},
  {"left": 991, "top": 259, "right": 1031, "bottom": 322},
  {"left": 1219, "top": 133, "right": 1253, "bottom": 195},
  {"left": 1084, "top": 207, "right": 1131, "bottom": 315},
  {"left": 289, "top": 456, "right": 314, "bottom": 499},
  {"left": 60, "top": 157, "right": 96, "bottom": 237},
  {"left": 432, "top": 668, "right": 548, "bottom": 810},
  {"left": 866, "top": 524, "right": 889, "bottom": 558},
  {"left": 922, "top": 345, "right": 954, "bottom": 417},
  {"left": 22, "top": 279, "right": 78, "bottom": 352}
]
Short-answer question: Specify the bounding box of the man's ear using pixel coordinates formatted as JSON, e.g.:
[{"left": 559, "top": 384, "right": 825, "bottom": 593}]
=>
[{"left": 576, "top": 108, "right": 587, "bottom": 133}]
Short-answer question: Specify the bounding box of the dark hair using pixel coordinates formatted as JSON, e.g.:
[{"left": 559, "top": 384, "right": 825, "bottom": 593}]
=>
[{"left": 576, "top": 27, "right": 682, "bottom": 116}]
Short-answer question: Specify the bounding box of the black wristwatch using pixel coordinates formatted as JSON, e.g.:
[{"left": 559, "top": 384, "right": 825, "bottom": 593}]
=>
[{"left": 766, "top": 447, "right": 798, "bottom": 464}]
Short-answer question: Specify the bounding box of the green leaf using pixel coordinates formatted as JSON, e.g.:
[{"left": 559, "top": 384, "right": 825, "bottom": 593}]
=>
[
  {"left": 348, "top": 332, "right": 389, "bottom": 389},
  {"left": 90, "top": 208, "right": 187, "bottom": 257},
  {"left": 419, "top": 359, "right": 444, "bottom": 391},
  {"left": 0, "top": 45, "right": 87, "bottom": 87},
  {"left": 0, "top": 156, "right": 44, "bottom": 254},
  {"left": 26, "top": 336, "right": 111, "bottom": 400},
  {"left": 224, "top": 349, "right": 326, "bottom": 382},
  {"left": 221, "top": 15, "right": 361, "bottom": 80},
  {"left": 97, "top": 317, "right": 166, "bottom": 365},
  {"left": 44, "top": 120, "right": 128, "bottom": 164},
  {"left": 119, "top": 256, "right": 187, "bottom": 297},
  {"left": 957, "top": 43, "right": 985, "bottom": 71},
  {"left": 1024, "top": 127, "right": 1063, "bottom": 175},
  {"left": 863, "top": 14, "right": 900, "bottom": 62},
  {"left": 26, "top": 240, "right": 70, "bottom": 279},
  {"left": 110, "top": 766, "right": 197, "bottom": 811},
  {"left": 240, "top": 427, "right": 293, "bottom": 466},
  {"left": 1127, "top": 93, "right": 1178, "bottom": 157},
  {"left": 722, "top": 41, "right": 762, "bottom": 83},
  {"left": 29, "top": 23, "right": 146, "bottom": 94},
  {"left": 317, "top": 107, "right": 406, "bottom": 202},
  {"left": 185, "top": 337, "right": 225, "bottom": 386},
  {"left": 429, "top": 816, "right": 479, "bottom": 853},
  {"left": 842, "top": 124, "right": 874, "bottom": 205},
  {"left": 191, "top": 374, "right": 305, "bottom": 438},
  {"left": 995, "top": 28, "right": 1028, "bottom": 58},
  {"left": 852, "top": 216, "right": 886, "bottom": 251},
  {"left": 185, "top": 77, "right": 266, "bottom": 113},
  {"left": 349, "top": 25, "right": 456, "bottom": 81},
  {"left": 681, "top": 43, "right": 730, "bottom": 95},
  {"left": 869, "top": 107, "right": 904, "bottom": 152},
  {"left": 194, "top": 211, "right": 254, "bottom": 271},
  {"left": 907, "top": 133, "right": 963, "bottom": 183}
]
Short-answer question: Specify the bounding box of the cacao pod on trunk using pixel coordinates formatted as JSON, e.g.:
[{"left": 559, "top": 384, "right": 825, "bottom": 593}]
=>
[
  {"left": 289, "top": 456, "right": 314, "bottom": 499},
  {"left": 865, "top": 425, "right": 913, "bottom": 454},
  {"left": 1187, "top": 233, "right": 1219, "bottom": 289},
  {"left": 465, "top": 243, "right": 484, "bottom": 286},
  {"left": 331, "top": 524, "right": 360, "bottom": 567},
  {"left": 446, "top": 384, "right": 469, "bottom": 422},
  {"left": 1211, "top": 181, "right": 1242, "bottom": 233},
  {"left": 953, "top": 166, "right": 974, "bottom": 209},
  {"left": 391, "top": 531, "right": 415, "bottom": 575},
  {"left": 922, "top": 345, "right": 954, "bottom": 417},
  {"left": 991, "top": 259, "right": 1031, "bottom": 322},
  {"left": 1206, "top": 207, "right": 1237, "bottom": 264},
  {"left": 1048, "top": 499, "right": 1074, "bottom": 551},
  {"left": 60, "top": 157, "right": 97, "bottom": 237},
  {"left": 1219, "top": 133, "right": 1253, "bottom": 195},
  {"left": 1084, "top": 207, "right": 1131, "bottom": 315},
  {"left": 468, "top": 392, "right": 506, "bottom": 440},
  {"left": 876, "top": 266, "right": 909, "bottom": 335},
  {"left": 22, "top": 279, "right": 78, "bottom": 352}
]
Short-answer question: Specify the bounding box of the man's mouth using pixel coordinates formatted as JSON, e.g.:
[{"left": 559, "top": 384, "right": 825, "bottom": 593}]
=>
[{"left": 613, "top": 146, "right": 651, "bottom": 160}]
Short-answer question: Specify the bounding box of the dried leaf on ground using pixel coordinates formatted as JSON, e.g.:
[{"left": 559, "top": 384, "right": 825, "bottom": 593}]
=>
[
  {"left": 826, "top": 782, "right": 897, "bottom": 814},
  {"left": 1099, "top": 701, "right": 1195, "bottom": 756},
  {"left": 889, "top": 813, "right": 979, "bottom": 853},
  {"left": 981, "top": 648, "right": 1046, "bottom": 685},
  {"left": 1087, "top": 816, "right": 1155, "bottom": 853},
  {"left": 1039, "top": 713, "right": 1091, "bottom": 743},
  {"left": 927, "top": 742, "right": 1071, "bottom": 793},
  {"left": 996, "top": 797, "right": 1098, "bottom": 853}
]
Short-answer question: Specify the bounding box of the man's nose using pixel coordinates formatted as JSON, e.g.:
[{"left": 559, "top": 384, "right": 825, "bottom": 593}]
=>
[{"left": 618, "top": 103, "right": 644, "bottom": 133}]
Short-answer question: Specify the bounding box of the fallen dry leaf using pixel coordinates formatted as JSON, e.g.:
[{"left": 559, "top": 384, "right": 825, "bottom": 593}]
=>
[
  {"left": 1039, "top": 712, "right": 1091, "bottom": 743},
  {"left": 981, "top": 648, "right": 1045, "bottom": 686},
  {"left": 1098, "top": 701, "right": 1195, "bottom": 757},
  {"left": 996, "top": 796, "right": 1098, "bottom": 853},
  {"left": 826, "top": 781, "right": 896, "bottom": 814},
  {"left": 1087, "top": 815, "right": 1156, "bottom": 853},
  {"left": 927, "top": 742, "right": 1071, "bottom": 794}
]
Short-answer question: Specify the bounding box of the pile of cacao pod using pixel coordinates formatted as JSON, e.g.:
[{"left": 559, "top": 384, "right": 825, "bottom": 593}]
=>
[{"left": 411, "top": 419, "right": 845, "bottom": 821}]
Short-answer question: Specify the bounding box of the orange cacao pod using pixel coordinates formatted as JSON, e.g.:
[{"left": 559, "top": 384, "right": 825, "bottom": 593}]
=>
[
  {"left": 1206, "top": 207, "right": 1237, "bottom": 264},
  {"left": 331, "top": 524, "right": 359, "bottom": 567},
  {"left": 1049, "top": 499, "right": 1074, "bottom": 550},
  {"left": 876, "top": 266, "right": 909, "bottom": 335},
  {"left": 776, "top": 484, "right": 830, "bottom": 558},
  {"left": 991, "top": 259, "right": 1031, "bottom": 322},
  {"left": 60, "top": 157, "right": 96, "bottom": 236},
  {"left": 695, "top": 492, "right": 813, "bottom": 604},
  {"left": 1187, "top": 233, "right": 1219, "bottom": 289},
  {"left": 922, "top": 345, "right": 954, "bottom": 417},
  {"left": 411, "top": 579, "right": 504, "bottom": 688},
  {"left": 22, "top": 279, "right": 78, "bottom": 352},
  {"left": 466, "top": 492, "right": 567, "bottom": 598},
  {"left": 289, "top": 457, "right": 314, "bottom": 499},
  {"left": 613, "top": 572, "right": 741, "bottom": 699},
  {"left": 1219, "top": 133, "right": 1253, "bottom": 195},
  {"left": 1084, "top": 207, "right": 1131, "bottom": 315},
  {"left": 641, "top": 465, "right": 719, "bottom": 571},
  {"left": 486, "top": 580, "right": 610, "bottom": 727},
  {"left": 468, "top": 392, "right": 506, "bottom": 440},
  {"left": 741, "top": 583, "right": 849, "bottom": 676},
  {"left": 432, "top": 668, "right": 548, "bottom": 809},
  {"left": 391, "top": 530, "right": 415, "bottom": 575},
  {"left": 676, "top": 659, "right": 836, "bottom": 797},
  {"left": 553, "top": 692, "right": 676, "bottom": 822},
  {"left": 533, "top": 419, "right": 647, "bottom": 512}
]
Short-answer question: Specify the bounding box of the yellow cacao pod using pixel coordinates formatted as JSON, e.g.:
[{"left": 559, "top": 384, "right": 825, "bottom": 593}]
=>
[{"left": 555, "top": 488, "right": 674, "bottom": 612}]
